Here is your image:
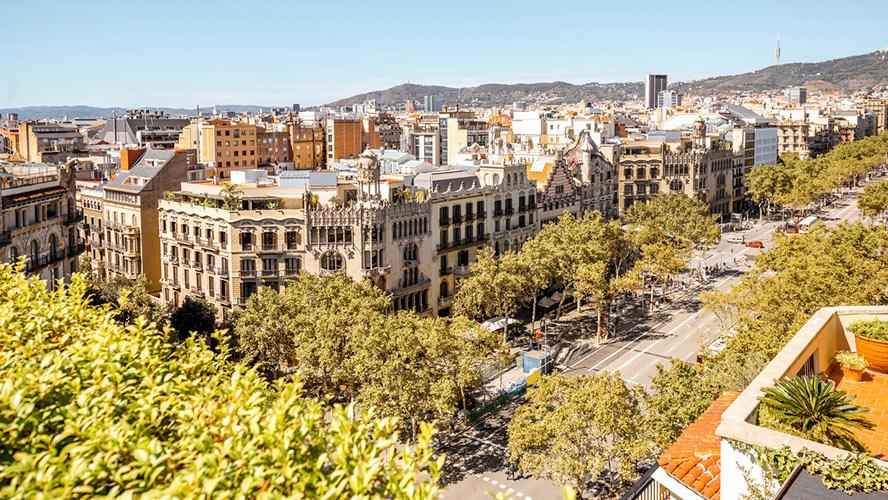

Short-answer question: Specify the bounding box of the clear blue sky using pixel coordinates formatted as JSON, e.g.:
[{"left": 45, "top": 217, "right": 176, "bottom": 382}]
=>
[{"left": 4, "top": 0, "right": 888, "bottom": 108}]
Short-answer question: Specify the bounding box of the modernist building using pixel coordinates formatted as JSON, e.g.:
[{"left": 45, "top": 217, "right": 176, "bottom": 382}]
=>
[
  {"left": 157, "top": 151, "right": 539, "bottom": 320},
  {"left": 0, "top": 162, "right": 84, "bottom": 287},
  {"left": 99, "top": 149, "right": 198, "bottom": 292},
  {"left": 618, "top": 120, "right": 738, "bottom": 219}
]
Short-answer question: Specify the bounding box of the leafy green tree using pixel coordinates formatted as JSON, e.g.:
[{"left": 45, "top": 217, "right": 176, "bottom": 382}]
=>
[
  {"left": 0, "top": 263, "right": 442, "bottom": 498},
  {"left": 170, "top": 295, "right": 218, "bottom": 341},
  {"left": 759, "top": 376, "right": 874, "bottom": 451},
  {"left": 623, "top": 192, "right": 721, "bottom": 248},
  {"left": 454, "top": 248, "right": 527, "bottom": 344},
  {"left": 508, "top": 372, "right": 649, "bottom": 498},
  {"left": 99, "top": 274, "right": 168, "bottom": 327},
  {"left": 746, "top": 162, "right": 795, "bottom": 217},
  {"left": 233, "top": 285, "right": 295, "bottom": 378},
  {"left": 221, "top": 183, "right": 243, "bottom": 210},
  {"left": 517, "top": 235, "right": 558, "bottom": 328},
  {"left": 858, "top": 180, "right": 888, "bottom": 223}
]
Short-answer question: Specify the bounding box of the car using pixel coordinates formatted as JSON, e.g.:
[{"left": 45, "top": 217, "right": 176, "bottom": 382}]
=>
[
  {"left": 746, "top": 240, "right": 764, "bottom": 248},
  {"left": 727, "top": 235, "right": 745, "bottom": 244}
]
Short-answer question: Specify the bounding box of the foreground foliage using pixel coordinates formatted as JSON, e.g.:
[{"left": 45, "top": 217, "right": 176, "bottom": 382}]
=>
[
  {"left": 758, "top": 376, "right": 873, "bottom": 451},
  {"left": 507, "top": 372, "right": 649, "bottom": 499},
  {"left": 0, "top": 264, "right": 441, "bottom": 498}
]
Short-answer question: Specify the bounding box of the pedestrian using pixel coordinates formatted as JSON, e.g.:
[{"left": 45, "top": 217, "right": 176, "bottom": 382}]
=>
[{"left": 507, "top": 464, "right": 517, "bottom": 480}]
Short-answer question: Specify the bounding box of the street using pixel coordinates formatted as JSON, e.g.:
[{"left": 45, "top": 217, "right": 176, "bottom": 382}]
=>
[{"left": 437, "top": 191, "right": 863, "bottom": 500}]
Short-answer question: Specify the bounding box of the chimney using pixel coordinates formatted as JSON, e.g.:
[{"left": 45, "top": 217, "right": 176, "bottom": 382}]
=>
[{"left": 120, "top": 148, "right": 146, "bottom": 171}]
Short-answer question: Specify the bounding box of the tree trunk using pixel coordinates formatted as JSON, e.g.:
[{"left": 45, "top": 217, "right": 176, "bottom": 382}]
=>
[
  {"left": 531, "top": 288, "right": 539, "bottom": 333},
  {"left": 556, "top": 291, "right": 567, "bottom": 320},
  {"left": 503, "top": 313, "right": 511, "bottom": 345},
  {"left": 460, "top": 386, "right": 468, "bottom": 424},
  {"left": 595, "top": 308, "right": 601, "bottom": 347}
]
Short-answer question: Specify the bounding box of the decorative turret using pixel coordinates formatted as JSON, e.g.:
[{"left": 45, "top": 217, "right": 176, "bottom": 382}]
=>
[
  {"left": 356, "top": 148, "right": 381, "bottom": 200},
  {"left": 692, "top": 117, "right": 706, "bottom": 150},
  {"left": 579, "top": 130, "right": 595, "bottom": 184}
]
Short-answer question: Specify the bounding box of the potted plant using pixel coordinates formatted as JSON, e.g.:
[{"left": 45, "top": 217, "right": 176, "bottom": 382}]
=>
[
  {"left": 848, "top": 320, "right": 888, "bottom": 373},
  {"left": 835, "top": 350, "right": 868, "bottom": 382}
]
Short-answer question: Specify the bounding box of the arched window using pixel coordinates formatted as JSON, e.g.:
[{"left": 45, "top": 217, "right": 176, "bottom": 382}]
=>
[
  {"left": 504, "top": 240, "right": 510, "bottom": 252},
  {"left": 320, "top": 251, "right": 344, "bottom": 271},
  {"left": 440, "top": 280, "right": 449, "bottom": 298},
  {"left": 29, "top": 240, "right": 39, "bottom": 263},
  {"left": 9, "top": 246, "right": 19, "bottom": 262},
  {"left": 49, "top": 234, "right": 58, "bottom": 260},
  {"left": 670, "top": 179, "right": 684, "bottom": 192},
  {"left": 493, "top": 174, "right": 500, "bottom": 185}
]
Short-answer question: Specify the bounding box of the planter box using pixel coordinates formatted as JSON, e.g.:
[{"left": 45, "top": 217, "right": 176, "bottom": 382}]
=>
[{"left": 855, "top": 334, "right": 888, "bottom": 373}]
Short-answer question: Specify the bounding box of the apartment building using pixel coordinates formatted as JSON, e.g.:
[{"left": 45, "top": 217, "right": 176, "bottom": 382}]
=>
[
  {"left": 865, "top": 97, "right": 888, "bottom": 135},
  {"left": 100, "top": 149, "right": 197, "bottom": 292},
  {"left": 777, "top": 120, "right": 835, "bottom": 159},
  {"left": 17, "top": 122, "right": 85, "bottom": 163},
  {"left": 0, "top": 162, "right": 84, "bottom": 287},
  {"left": 440, "top": 110, "right": 489, "bottom": 167},
  {"left": 402, "top": 116, "right": 442, "bottom": 166},
  {"left": 100, "top": 109, "right": 190, "bottom": 147},
  {"left": 76, "top": 180, "right": 106, "bottom": 280},
  {"left": 290, "top": 123, "right": 325, "bottom": 169},
  {"left": 256, "top": 124, "right": 291, "bottom": 166},
  {"left": 157, "top": 152, "right": 539, "bottom": 319},
  {"left": 325, "top": 118, "right": 362, "bottom": 162},
  {"left": 366, "top": 114, "right": 401, "bottom": 149},
  {"left": 197, "top": 120, "right": 258, "bottom": 179},
  {"left": 618, "top": 124, "right": 738, "bottom": 219}
]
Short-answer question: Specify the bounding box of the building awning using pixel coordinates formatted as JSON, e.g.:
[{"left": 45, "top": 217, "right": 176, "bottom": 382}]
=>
[{"left": 2, "top": 186, "right": 66, "bottom": 205}]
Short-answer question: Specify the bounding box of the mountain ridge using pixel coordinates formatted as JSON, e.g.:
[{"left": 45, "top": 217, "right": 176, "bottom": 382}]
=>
[{"left": 326, "top": 50, "right": 888, "bottom": 108}]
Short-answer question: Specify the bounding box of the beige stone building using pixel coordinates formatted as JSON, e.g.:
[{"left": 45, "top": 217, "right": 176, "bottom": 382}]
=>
[
  {"left": 100, "top": 149, "right": 198, "bottom": 293},
  {"left": 0, "top": 161, "right": 84, "bottom": 287},
  {"left": 157, "top": 151, "right": 540, "bottom": 320},
  {"left": 618, "top": 120, "right": 738, "bottom": 219}
]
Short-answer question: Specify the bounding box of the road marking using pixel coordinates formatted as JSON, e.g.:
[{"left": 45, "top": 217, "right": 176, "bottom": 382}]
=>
[
  {"left": 612, "top": 311, "right": 701, "bottom": 373},
  {"left": 584, "top": 318, "right": 670, "bottom": 372},
  {"left": 483, "top": 477, "right": 490, "bottom": 482},
  {"left": 508, "top": 488, "right": 514, "bottom": 493},
  {"left": 490, "top": 480, "right": 498, "bottom": 486},
  {"left": 499, "top": 483, "right": 506, "bottom": 489}
]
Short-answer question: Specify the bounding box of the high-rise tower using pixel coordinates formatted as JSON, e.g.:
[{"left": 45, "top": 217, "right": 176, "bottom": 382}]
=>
[{"left": 776, "top": 33, "right": 781, "bottom": 66}]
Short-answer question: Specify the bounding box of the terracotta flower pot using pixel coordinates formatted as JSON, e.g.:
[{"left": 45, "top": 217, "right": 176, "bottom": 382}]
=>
[
  {"left": 843, "top": 366, "right": 865, "bottom": 382},
  {"left": 855, "top": 334, "right": 888, "bottom": 373}
]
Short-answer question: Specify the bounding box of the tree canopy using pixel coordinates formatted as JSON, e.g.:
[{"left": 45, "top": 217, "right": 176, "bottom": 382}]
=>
[{"left": 0, "top": 263, "right": 441, "bottom": 498}]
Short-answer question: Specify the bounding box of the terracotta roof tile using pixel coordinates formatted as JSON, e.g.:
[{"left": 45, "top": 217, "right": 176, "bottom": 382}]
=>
[{"left": 658, "top": 392, "right": 741, "bottom": 499}]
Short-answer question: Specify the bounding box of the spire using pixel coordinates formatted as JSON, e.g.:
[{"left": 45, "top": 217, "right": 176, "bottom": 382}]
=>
[{"left": 776, "top": 32, "right": 781, "bottom": 66}]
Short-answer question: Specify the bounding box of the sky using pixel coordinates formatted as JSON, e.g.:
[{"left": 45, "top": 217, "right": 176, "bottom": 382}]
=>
[{"left": 4, "top": 0, "right": 888, "bottom": 108}]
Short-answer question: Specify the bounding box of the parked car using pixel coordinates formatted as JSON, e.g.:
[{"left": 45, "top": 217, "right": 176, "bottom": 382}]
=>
[
  {"left": 746, "top": 240, "right": 764, "bottom": 248},
  {"left": 727, "top": 235, "right": 745, "bottom": 244}
]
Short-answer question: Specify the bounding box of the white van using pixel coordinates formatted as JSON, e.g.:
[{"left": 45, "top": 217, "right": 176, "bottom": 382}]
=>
[{"left": 727, "top": 235, "right": 745, "bottom": 244}]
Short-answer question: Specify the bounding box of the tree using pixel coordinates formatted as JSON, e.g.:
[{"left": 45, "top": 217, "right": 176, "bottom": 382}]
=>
[
  {"left": 516, "top": 235, "right": 557, "bottom": 329},
  {"left": 0, "top": 263, "right": 442, "bottom": 498},
  {"left": 454, "top": 248, "right": 527, "bottom": 344},
  {"left": 221, "top": 183, "right": 242, "bottom": 210},
  {"left": 99, "top": 274, "right": 168, "bottom": 327},
  {"left": 170, "top": 295, "right": 218, "bottom": 341},
  {"left": 746, "top": 162, "right": 795, "bottom": 217},
  {"left": 508, "top": 372, "right": 649, "bottom": 498},
  {"left": 233, "top": 285, "right": 295, "bottom": 378},
  {"left": 858, "top": 180, "right": 888, "bottom": 223},
  {"left": 623, "top": 192, "right": 720, "bottom": 248},
  {"left": 759, "top": 376, "right": 874, "bottom": 451}
]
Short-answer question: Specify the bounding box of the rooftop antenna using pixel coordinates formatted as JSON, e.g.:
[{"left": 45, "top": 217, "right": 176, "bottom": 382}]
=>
[{"left": 776, "top": 32, "right": 781, "bottom": 66}]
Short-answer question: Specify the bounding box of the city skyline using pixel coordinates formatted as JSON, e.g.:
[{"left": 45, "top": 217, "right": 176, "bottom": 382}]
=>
[{"left": 4, "top": 0, "right": 888, "bottom": 108}]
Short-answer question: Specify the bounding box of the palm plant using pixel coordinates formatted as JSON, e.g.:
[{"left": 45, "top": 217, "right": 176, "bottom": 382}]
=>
[{"left": 758, "top": 376, "right": 874, "bottom": 450}]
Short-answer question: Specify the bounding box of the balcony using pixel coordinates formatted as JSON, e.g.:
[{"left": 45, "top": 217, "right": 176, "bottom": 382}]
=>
[
  {"left": 439, "top": 216, "right": 451, "bottom": 226},
  {"left": 260, "top": 269, "right": 280, "bottom": 277},
  {"left": 439, "top": 266, "right": 453, "bottom": 276},
  {"left": 454, "top": 265, "right": 471, "bottom": 276},
  {"left": 392, "top": 277, "right": 431, "bottom": 296},
  {"left": 215, "top": 294, "right": 231, "bottom": 304},
  {"left": 66, "top": 242, "right": 86, "bottom": 258},
  {"left": 505, "top": 207, "right": 514, "bottom": 215},
  {"left": 240, "top": 243, "right": 255, "bottom": 252},
  {"left": 494, "top": 209, "right": 503, "bottom": 217},
  {"left": 452, "top": 214, "right": 463, "bottom": 224},
  {"left": 283, "top": 267, "right": 301, "bottom": 277},
  {"left": 63, "top": 210, "right": 84, "bottom": 225},
  {"left": 464, "top": 213, "right": 475, "bottom": 222},
  {"left": 438, "top": 294, "right": 454, "bottom": 307},
  {"left": 175, "top": 233, "right": 190, "bottom": 243},
  {"left": 25, "top": 249, "right": 66, "bottom": 273},
  {"left": 361, "top": 265, "right": 391, "bottom": 277},
  {"left": 259, "top": 244, "right": 283, "bottom": 253},
  {"left": 237, "top": 269, "right": 257, "bottom": 278}
]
